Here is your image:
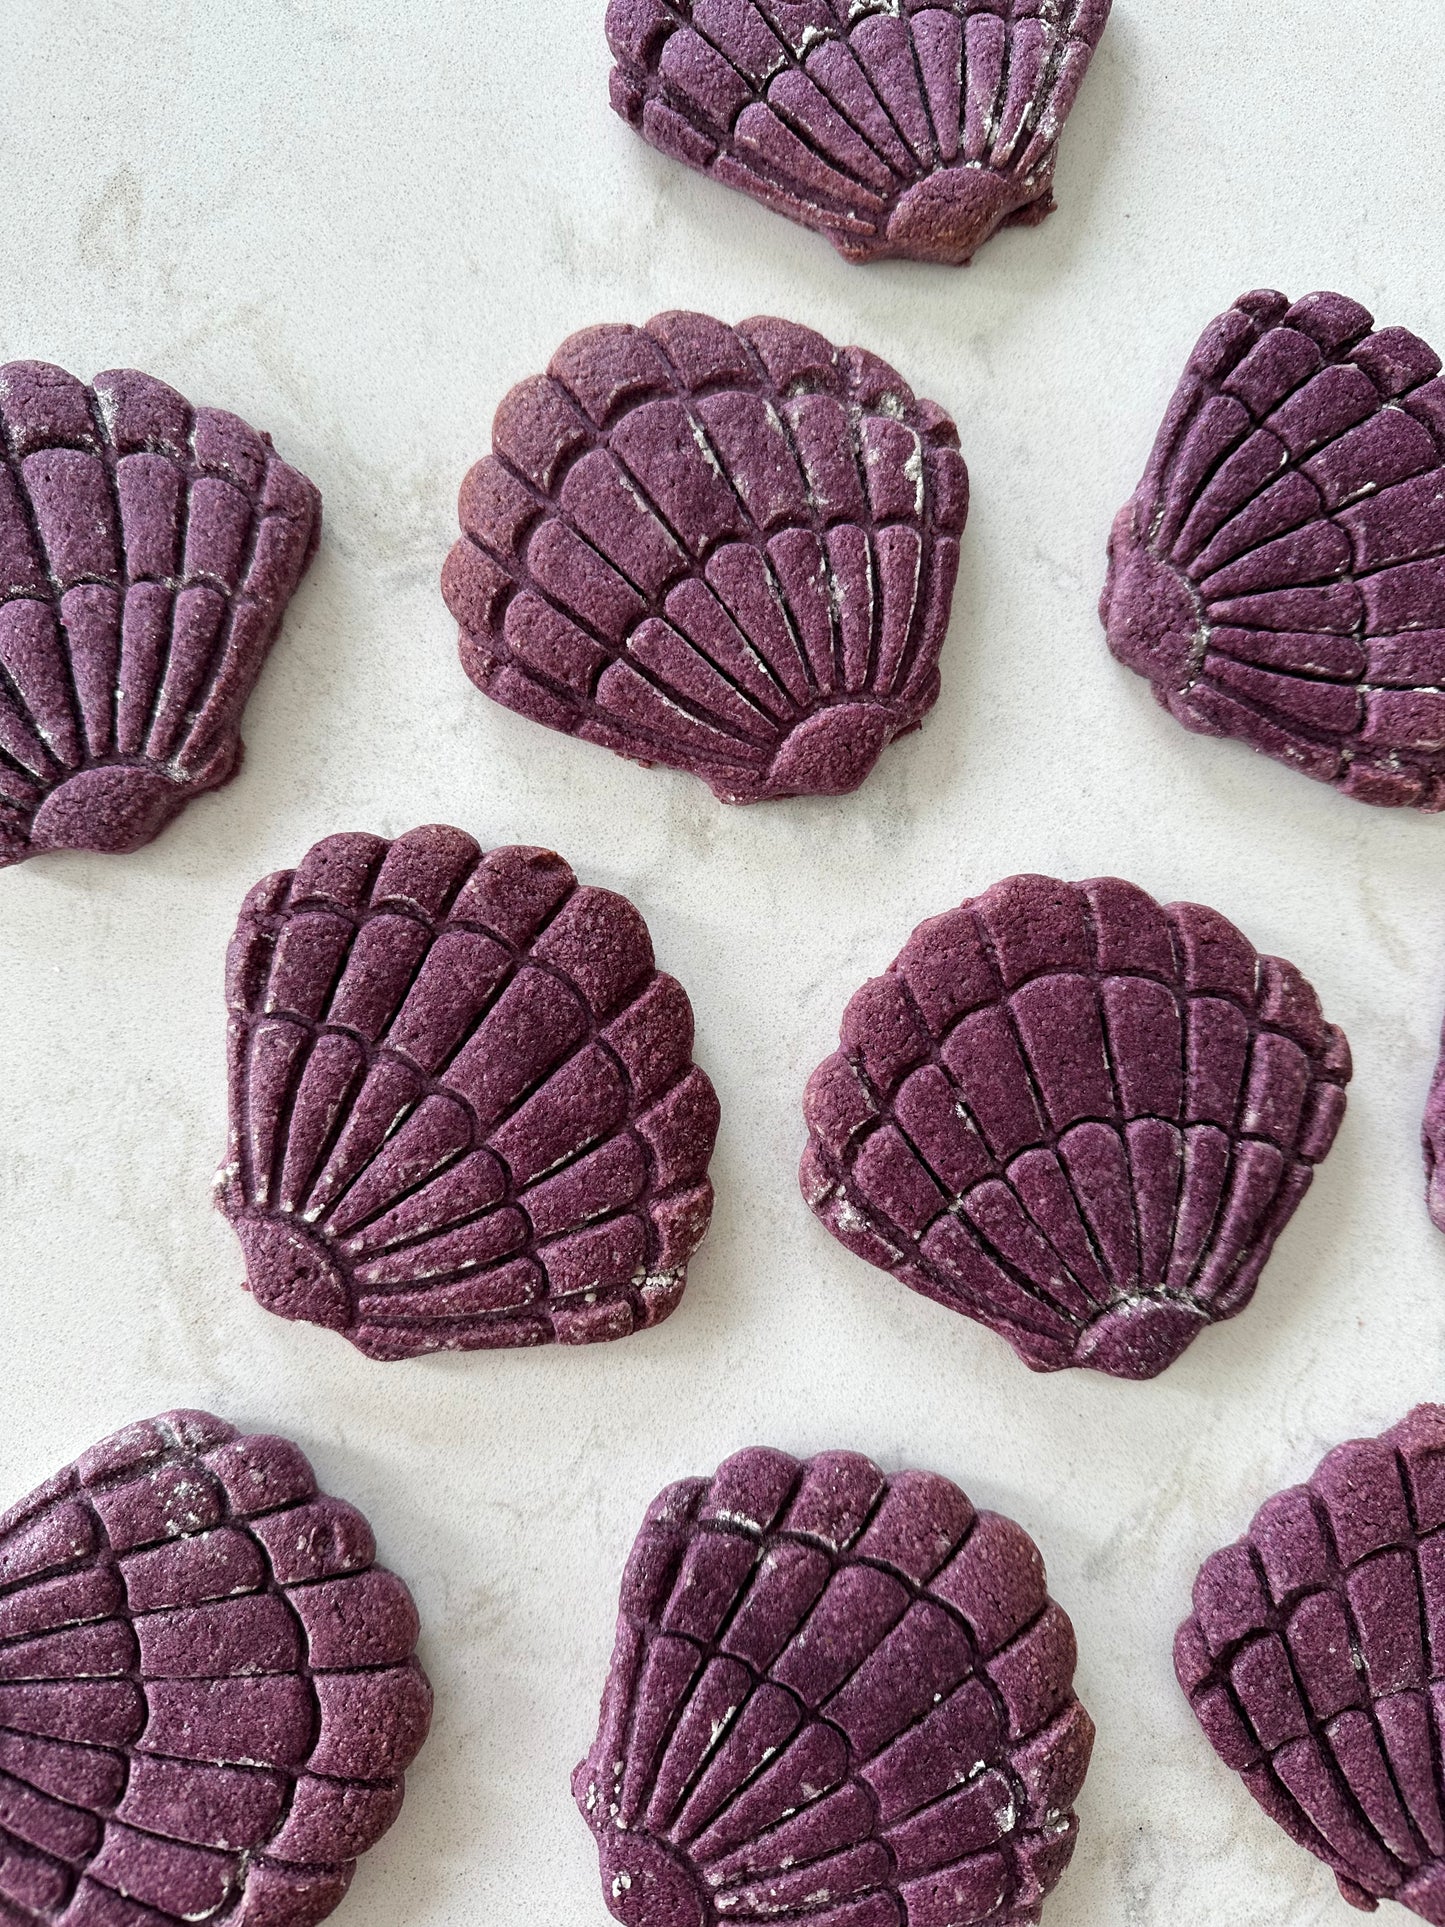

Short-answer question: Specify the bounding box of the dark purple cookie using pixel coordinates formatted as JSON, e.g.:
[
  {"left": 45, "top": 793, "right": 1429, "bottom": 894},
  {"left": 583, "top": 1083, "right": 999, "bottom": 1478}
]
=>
[
  {"left": 0, "top": 361, "right": 320, "bottom": 865},
  {"left": 441, "top": 312, "right": 968, "bottom": 802},
  {"left": 575, "top": 1447, "right": 1093, "bottom": 1927},
  {"left": 1423, "top": 1030, "right": 1445, "bottom": 1235},
  {"left": 1177, "top": 1406, "right": 1445, "bottom": 1921},
  {"left": 0, "top": 1408, "right": 431, "bottom": 1926},
  {"left": 801, "top": 874, "right": 1351, "bottom": 1379},
  {"left": 217, "top": 824, "right": 720, "bottom": 1359},
  {"left": 1101, "top": 290, "right": 1445, "bottom": 809},
  {"left": 605, "top": 2, "right": 1112, "bottom": 266}
]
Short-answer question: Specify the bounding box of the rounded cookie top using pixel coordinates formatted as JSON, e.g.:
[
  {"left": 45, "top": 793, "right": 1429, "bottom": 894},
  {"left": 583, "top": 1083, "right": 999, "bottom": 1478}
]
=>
[
  {"left": 218, "top": 824, "right": 720, "bottom": 1358},
  {"left": 442, "top": 311, "right": 968, "bottom": 802},
  {"left": 605, "top": 2, "right": 1113, "bottom": 265},
  {"left": 0, "top": 361, "right": 320, "bottom": 866},
  {"left": 801, "top": 873, "right": 1351, "bottom": 1379},
  {"left": 576, "top": 1446, "right": 1093, "bottom": 1927},
  {"left": 1101, "top": 289, "right": 1445, "bottom": 810},
  {"left": 1177, "top": 1405, "right": 1445, "bottom": 1921},
  {"left": 0, "top": 1408, "right": 430, "bottom": 1926}
]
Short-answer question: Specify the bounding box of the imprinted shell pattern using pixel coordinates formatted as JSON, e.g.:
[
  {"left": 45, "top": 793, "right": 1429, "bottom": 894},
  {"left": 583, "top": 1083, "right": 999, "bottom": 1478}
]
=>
[
  {"left": 1102, "top": 290, "right": 1445, "bottom": 809},
  {"left": 218, "top": 826, "right": 720, "bottom": 1358},
  {"left": 442, "top": 311, "right": 968, "bottom": 802},
  {"left": 605, "top": 1, "right": 1112, "bottom": 265},
  {"left": 576, "top": 1447, "right": 1094, "bottom": 1927},
  {"left": 0, "top": 361, "right": 319, "bottom": 864},
  {"left": 1177, "top": 1406, "right": 1445, "bottom": 1923},
  {"left": 0, "top": 1409, "right": 431, "bottom": 1927},
  {"left": 801, "top": 874, "right": 1350, "bottom": 1379}
]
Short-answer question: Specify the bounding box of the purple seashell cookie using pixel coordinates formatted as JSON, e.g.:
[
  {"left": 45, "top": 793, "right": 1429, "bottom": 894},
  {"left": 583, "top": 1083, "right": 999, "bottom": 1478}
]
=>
[
  {"left": 217, "top": 824, "right": 720, "bottom": 1359},
  {"left": 1177, "top": 1406, "right": 1445, "bottom": 1921},
  {"left": 801, "top": 874, "right": 1351, "bottom": 1379},
  {"left": 441, "top": 312, "right": 968, "bottom": 802},
  {"left": 0, "top": 1408, "right": 431, "bottom": 1926},
  {"left": 1423, "top": 1028, "right": 1445, "bottom": 1235},
  {"left": 605, "top": 1, "right": 1112, "bottom": 266},
  {"left": 575, "top": 1448, "right": 1093, "bottom": 1927},
  {"left": 1101, "top": 290, "right": 1445, "bottom": 810},
  {"left": 0, "top": 361, "right": 320, "bottom": 865}
]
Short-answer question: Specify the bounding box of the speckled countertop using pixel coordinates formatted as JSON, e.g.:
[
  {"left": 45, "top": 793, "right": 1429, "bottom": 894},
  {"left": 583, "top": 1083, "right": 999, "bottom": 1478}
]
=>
[{"left": 2, "top": 4, "right": 1443, "bottom": 1923}]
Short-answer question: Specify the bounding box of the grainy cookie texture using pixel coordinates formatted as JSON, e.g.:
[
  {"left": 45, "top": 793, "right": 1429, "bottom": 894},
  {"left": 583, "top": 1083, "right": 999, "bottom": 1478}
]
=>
[
  {"left": 1102, "top": 290, "right": 1445, "bottom": 809},
  {"left": 1422, "top": 1025, "right": 1445, "bottom": 1236},
  {"left": 441, "top": 311, "right": 968, "bottom": 802},
  {"left": 576, "top": 1448, "right": 1093, "bottom": 1927},
  {"left": 1177, "top": 1406, "right": 1445, "bottom": 1923},
  {"left": 0, "top": 361, "right": 319, "bottom": 865},
  {"left": 0, "top": 1409, "right": 431, "bottom": 1926},
  {"left": 801, "top": 874, "right": 1350, "bottom": 1379},
  {"left": 605, "top": 1, "right": 1112, "bottom": 265},
  {"left": 218, "top": 825, "right": 720, "bottom": 1359}
]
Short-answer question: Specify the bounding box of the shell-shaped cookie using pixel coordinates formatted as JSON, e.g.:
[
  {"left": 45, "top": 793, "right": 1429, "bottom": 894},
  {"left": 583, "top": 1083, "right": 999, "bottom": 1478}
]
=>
[
  {"left": 605, "top": 1, "right": 1112, "bottom": 265},
  {"left": 575, "top": 1448, "right": 1093, "bottom": 1927},
  {"left": 1101, "top": 290, "right": 1445, "bottom": 810},
  {"left": 801, "top": 874, "right": 1351, "bottom": 1379},
  {"left": 441, "top": 311, "right": 968, "bottom": 802},
  {"left": 217, "top": 824, "right": 720, "bottom": 1359},
  {"left": 0, "top": 361, "right": 320, "bottom": 866},
  {"left": 1177, "top": 1406, "right": 1445, "bottom": 1921},
  {"left": 1423, "top": 1023, "right": 1445, "bottom": 1236},
  {"left": 0, "top": 1409, "right": 431, "bottom": 1926}
]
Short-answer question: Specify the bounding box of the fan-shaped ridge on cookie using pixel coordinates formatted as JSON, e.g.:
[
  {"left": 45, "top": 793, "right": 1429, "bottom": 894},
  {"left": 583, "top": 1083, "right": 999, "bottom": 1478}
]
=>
[
  {"left": 1101, "top": 290, "right": 1445, "bottom": 809},
  {"left": 0, "top": 1409, "right": 430, "bottom": 1927},
  {"left": 217, "top": 825, "right": 721, "bottom": 1358},
  {"left": 0, "top": 361, "right": 320, "bottom": 865},
  {"left": 1178, "top": 1406, "right": 1445, "bottom": 1922},
  {"left": 801, "top": 874, "right": 1351, "bottom": 1379},
  {"left": 576, "top": 1447, "right": 1093, "bottom": 1927},
  {"left": 441, "top": 311, "right": 968, "bottom": 802},
  {"left": 1421, "top": 1017, "right": 1445, "bottom": 1237},
  {"left": 606, "top": 1, "right": 1112, "bottom": 265}
]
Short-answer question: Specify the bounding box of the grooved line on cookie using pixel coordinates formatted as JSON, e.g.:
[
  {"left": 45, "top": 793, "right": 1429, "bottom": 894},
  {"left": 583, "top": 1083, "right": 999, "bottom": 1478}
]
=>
[
  {"left": 611, "top": 1464, "right": 1059, "bottom": 1915},
  {"left": 1140, "top": 311, "right": 1445, "bottom": 767},
  {"left": 483, "top": 367, "right": 921, "bottom": 731},
  {"left": 0, "top": 1417, "right": 399, "bottom": 1922},
  {"left": 463, "top": 332, "right": 940, "bottom": 771},
  {"left": 0, "top": 380, "right": 311, "bottom": 794},
  {"left": 1188, "top": 1449, "right": 1444, "bottom": 1890},
  {"left": 818, "top": 908, "right": 1339, "bottom": 1340},
  {"left": 623, "top": 0, "right": 1092, "bottom": 239},
  {"left": 0, "top": 403, "right": 80, "bottom": 789},
  {"left": 236, "top": 853, "right": 699, "bottom": 1335}
]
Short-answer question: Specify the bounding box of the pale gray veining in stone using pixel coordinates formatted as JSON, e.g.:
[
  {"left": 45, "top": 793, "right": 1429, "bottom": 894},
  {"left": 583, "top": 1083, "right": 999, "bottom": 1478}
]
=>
[{"left": 0, "top": 4, "right": 1442, "bottom": 1924}]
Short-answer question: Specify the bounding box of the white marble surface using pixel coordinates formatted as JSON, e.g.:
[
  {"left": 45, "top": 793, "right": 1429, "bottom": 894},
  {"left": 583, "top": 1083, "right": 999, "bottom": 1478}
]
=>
[{"left": 2, "top": 3, "right": 1444, "bottom": 1922}]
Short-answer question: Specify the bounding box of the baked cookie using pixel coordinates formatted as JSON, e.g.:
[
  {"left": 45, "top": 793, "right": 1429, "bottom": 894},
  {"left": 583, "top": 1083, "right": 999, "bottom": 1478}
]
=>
[
  {"left": 0, "top": 1408, "right": 430, "bottom": 1925},
  {"left": 0, "top": 361, "right": 319, "bottom": 864},
  {"left": 801, "top": 873, "right": 1350, "bottom": 1379},
  {"left": 441, "top": 312, "right": 968, "bottom": 801},
  {"left": 576, "top": 1447, "right": 1093, "bottom": 1927},
  {"left": 1102, "top": 290, "right": 1445, "bottom": 809},
  {"left": 605, "top": 1, "right": 1113, "bottom": 265},
  {"left": 218, "top": 825, "right": 720, "bottom": 1358},
  {"left": 1423, "top": 1023, "right": 1445, "bottom": 1235},
  {"left": 1177, "top": 1406, "right": 1445, "bottom": 1921}
]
